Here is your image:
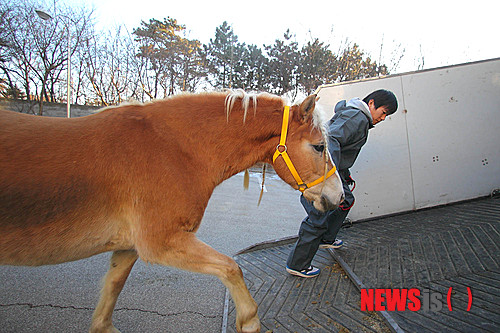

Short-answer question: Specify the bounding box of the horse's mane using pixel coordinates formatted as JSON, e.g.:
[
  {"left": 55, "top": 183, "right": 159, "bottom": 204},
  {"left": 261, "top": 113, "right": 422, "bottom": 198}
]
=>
[
  {"left": 98, "top": 89, "right": 327, "bottom": 136},
  {"left": 224, "top": 89, "right": 327, "bottom": 132},
  {"left": 224, "top": 89, "right": 284, "bottom": 123}
]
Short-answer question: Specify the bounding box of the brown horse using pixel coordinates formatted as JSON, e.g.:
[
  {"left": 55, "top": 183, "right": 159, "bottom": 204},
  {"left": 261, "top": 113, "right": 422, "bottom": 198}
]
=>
[{"left": 0, "top": 90, "right": 343, "bottom": 333}]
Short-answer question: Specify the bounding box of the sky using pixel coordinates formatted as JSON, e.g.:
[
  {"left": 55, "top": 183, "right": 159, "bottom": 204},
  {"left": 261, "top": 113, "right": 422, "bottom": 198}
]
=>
[{"left": 59, "top": 0, "right": 498, "bottom": 74}]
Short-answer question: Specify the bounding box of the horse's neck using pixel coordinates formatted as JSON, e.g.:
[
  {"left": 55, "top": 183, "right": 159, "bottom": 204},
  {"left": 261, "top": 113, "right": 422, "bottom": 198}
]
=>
[{"left": 156, "top": 97, "right": 281, "bottom": 184}]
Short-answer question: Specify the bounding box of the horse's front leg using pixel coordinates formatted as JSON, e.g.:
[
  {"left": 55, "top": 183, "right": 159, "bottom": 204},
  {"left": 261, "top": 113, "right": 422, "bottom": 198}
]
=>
[
  {"left": 90, "top": 250, "right": 138, "bottom": 333},
  {"left": 149, "top": 231, "right": 260, "bottom": 333}
]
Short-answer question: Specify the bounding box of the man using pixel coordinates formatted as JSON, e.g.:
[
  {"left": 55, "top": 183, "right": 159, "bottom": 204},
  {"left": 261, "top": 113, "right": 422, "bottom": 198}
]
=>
[{"left": 286, "top": 89, "right": 398, "bottom": 278}]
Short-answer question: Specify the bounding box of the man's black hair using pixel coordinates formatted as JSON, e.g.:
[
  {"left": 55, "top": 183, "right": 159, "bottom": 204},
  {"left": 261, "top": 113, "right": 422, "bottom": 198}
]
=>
[{"left": 363, "top": 89, "right": 398, "bottom": 115}]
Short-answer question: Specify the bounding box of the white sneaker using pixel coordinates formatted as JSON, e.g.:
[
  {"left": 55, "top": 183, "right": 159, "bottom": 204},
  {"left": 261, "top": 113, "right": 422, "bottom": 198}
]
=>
[
  {"left": 286, "top": 265, "right": 320, "bottom": 278},
  {"left": 319, "top": 239, "right": 343, "bottom": 249}
]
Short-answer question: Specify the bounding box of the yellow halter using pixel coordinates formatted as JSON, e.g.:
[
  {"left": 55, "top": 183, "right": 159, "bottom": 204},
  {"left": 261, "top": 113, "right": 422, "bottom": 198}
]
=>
[{"left": 272, "top": 106, "right": 337, "bottom": 192}]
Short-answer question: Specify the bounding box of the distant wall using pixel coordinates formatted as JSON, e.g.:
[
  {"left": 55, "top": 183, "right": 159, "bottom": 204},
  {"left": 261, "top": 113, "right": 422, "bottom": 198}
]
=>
[
  {"left": 0, "top": 99, "right": 100, "bottom": 118},
  {"left": 315, "top": 58, "right": 500, "bottom": 221}
]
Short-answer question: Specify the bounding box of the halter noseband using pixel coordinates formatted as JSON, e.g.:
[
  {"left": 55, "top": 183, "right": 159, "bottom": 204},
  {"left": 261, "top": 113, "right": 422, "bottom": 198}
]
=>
[{"left": 272, "top": 106, "right": 337, "bottom": 192}]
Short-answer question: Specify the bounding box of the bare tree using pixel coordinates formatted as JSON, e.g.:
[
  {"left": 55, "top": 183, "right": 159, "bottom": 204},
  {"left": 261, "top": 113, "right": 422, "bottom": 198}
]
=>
[
  {"left": 1, "top": 0, "right": 94, "bottom": 114},
  {"left": 416, "top": 44, "right": 425, "bottom": 71},
  {"left": 0, "top": 7, "right": 20, "bottom": 98},
  {"left": 84, "top": 27, "right": 140, "bottom": 106},
  {"left": 377, "top": 34, "right": 406, "bottom": 73}
]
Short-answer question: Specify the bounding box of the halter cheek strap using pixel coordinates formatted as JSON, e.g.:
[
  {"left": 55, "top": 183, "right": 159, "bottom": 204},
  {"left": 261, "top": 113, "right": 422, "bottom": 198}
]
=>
[{"left": 272, "top": 106, "right": 337, "bottom": 192}]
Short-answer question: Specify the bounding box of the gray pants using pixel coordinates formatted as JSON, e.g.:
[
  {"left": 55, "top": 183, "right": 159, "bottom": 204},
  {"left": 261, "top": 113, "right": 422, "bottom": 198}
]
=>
[{"left": 287, "top": 181, "right": 354, "bottom": 271}]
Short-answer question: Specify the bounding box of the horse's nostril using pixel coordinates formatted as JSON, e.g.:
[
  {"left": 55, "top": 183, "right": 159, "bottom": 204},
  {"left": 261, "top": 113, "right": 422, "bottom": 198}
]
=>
[{"left": 319, "top": 194, "right": 338, "bottom": 211}]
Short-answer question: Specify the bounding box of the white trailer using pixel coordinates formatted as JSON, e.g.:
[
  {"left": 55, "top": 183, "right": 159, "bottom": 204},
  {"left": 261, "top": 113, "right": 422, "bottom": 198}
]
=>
[{"left": 315, "top": 58, "right": 500, "bottom": 221}]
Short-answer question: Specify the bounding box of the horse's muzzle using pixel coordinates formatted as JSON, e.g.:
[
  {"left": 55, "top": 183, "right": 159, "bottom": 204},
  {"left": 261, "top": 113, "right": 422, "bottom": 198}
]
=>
[{"left": 316, "top": 192, "right": 344, "bottom": 212}]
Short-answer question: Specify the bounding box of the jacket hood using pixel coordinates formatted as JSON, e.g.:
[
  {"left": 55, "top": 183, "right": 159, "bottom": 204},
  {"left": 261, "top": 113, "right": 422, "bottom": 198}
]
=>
[
  {"left": 345, "top": 98, "right": 373, "bottom": 127},
  {"left": 335, "top": 98, "right": 374, "bottom": 128}
]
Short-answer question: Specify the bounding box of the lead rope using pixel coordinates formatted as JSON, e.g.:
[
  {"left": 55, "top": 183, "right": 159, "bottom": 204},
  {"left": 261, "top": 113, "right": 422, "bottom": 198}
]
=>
[
  {"left": 257, "top": 164, "right": 267, "bottom": 206},
  {"left": 243, "top": 169, "right": 250, "bottom": 190},
  {"left": 242, "top": 165, "right": 267, "bottom": 206},
  {"left": 321, "top": 138, "right": 330, "bottom": 192}
]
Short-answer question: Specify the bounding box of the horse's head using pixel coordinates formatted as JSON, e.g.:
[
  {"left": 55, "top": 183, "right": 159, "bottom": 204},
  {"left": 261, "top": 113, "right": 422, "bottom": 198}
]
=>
[{"left": 272, "top": 95, "right": 344, "bottom": 212}]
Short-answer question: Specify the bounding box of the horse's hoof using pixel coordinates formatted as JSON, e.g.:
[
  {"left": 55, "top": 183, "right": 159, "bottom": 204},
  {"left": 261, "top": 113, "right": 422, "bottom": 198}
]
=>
[{"left": 239, "top": 317, "right": 260, "bottom": 333}]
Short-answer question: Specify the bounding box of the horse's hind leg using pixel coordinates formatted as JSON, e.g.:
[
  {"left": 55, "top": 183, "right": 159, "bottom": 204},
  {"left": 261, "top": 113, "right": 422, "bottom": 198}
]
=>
[
  {"left": 90, "top": 250, "right": 138, "bottom": 333},
  {"left": 151, "top": 232, "right": 260, "bottom": 333}
]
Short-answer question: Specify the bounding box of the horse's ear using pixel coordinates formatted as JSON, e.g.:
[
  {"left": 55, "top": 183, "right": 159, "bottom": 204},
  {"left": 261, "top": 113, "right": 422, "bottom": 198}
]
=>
[{"left": 298, "top": 94, "right": 316, "bottom": 122}]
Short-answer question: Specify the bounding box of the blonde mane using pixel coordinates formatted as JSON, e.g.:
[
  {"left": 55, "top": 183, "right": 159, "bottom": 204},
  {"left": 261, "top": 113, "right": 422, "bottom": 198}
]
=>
[
  {"left": 224, "top": 89, "right": 286, "bottom": 123},
  {"left": 224, "top": 89, "right": 326, "bottom": 128}
]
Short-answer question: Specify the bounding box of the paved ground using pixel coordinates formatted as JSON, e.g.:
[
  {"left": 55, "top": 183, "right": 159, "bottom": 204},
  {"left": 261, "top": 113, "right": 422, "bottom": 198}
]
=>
[
  {"left": 225, "top": 244, "right": 391, "bottom": 333},
  {"left": 225, "top": 196, "right": 500, "bottom": 332}
]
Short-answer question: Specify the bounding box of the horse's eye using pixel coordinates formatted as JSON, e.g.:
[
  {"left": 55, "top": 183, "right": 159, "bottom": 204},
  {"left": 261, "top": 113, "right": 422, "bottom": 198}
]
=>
[{"left": 312, "top": 144, "right": 324, "bottom": 153}]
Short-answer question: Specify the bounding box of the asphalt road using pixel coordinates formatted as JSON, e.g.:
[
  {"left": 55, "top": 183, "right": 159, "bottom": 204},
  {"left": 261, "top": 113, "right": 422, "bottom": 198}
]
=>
[{"left": 0, "top": 170, "right": 306, "bottom": 333}]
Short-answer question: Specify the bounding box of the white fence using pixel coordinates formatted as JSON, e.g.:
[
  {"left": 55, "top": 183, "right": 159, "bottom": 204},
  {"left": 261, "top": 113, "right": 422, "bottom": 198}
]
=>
[{"left": 315, "top": 58, "right": 500, "bottom": 221}]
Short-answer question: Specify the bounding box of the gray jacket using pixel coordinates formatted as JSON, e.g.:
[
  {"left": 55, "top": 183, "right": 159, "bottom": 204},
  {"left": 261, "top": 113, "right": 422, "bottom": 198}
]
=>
[{"left": 327, "top": 98, "right": 373, "bottom": 178}]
